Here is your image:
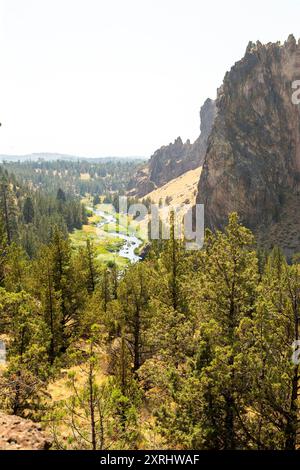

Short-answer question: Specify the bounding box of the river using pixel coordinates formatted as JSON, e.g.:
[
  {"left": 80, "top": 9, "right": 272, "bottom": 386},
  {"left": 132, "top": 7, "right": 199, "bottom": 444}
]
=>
[{"left": 92, "top": 207, "right": 142, "bottom": 264}]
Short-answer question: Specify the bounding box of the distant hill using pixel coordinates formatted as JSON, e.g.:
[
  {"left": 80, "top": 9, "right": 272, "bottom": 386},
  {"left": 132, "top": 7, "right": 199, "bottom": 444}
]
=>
[{"left": 0, "top": 153, "right": 145, "bottom": 163}]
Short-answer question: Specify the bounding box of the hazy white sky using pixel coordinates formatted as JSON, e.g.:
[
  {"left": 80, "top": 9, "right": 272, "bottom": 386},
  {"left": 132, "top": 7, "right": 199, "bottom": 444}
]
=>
[{"left": 0, "top": 0, "right": 299, "bottom": 157}]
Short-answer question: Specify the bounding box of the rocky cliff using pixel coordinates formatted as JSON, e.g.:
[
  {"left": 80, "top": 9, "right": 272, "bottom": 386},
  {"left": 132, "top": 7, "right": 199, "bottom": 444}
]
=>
[
  {"left": 197, "top": 35, "right": 300, "bottom": 257},
  {"left": 128, "top": 98, "right": 216, "bottom": 197}
]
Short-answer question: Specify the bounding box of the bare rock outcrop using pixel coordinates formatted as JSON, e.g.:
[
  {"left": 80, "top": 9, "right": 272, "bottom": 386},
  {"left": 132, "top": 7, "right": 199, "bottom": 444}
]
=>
[
  {"left": 197, "top": 36, "right": 300, "bottom": 258},
  {"left": 0, "top": 413, "right": 51, "bottom": 450},
  {"left": 128, "top": 98, "right": 216, "bottom": 197}
]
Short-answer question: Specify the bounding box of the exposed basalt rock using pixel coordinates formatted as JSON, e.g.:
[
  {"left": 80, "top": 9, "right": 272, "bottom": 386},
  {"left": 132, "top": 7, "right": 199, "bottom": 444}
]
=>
[
  {"left": 128, "top": 98, "right": 216, "bottom": 197},
  {"left": 0, "top": 413, "right": 51, "bottom": 450},
  {"left": 197, "top": 36, "right": 300, "bottom": 258}
]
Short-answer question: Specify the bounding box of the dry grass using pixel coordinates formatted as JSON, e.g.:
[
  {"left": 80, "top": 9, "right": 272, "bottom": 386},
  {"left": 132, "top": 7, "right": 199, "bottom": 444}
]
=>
[
  {"left": 146, "top": 167, "right": 202, "bottom": 207},
  {"left": 80, "top": 173, "right": 91, "bottom": 181},
  {"left": 48, "top": 362, "right": 108, "bottom": 403},
  {"left": 82, "top": 224, "right": 96, "bottom": 234},
  {"left": 139, "top": 166, "right": 202, "bottom": 233}
]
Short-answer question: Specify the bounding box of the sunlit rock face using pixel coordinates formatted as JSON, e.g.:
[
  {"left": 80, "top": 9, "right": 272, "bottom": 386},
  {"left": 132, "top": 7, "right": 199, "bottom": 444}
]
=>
[
  {"left": 197, "top": 35, "right": 300, "bottom": 258},
  {"left": 128, "top": 98, "right": 216, "bottom": 198}
]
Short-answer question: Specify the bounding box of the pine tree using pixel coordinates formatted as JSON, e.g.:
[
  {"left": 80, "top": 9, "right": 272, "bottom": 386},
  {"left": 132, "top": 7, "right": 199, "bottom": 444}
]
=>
[
  {"left": 4, "top": 244, "right": 29, "bottom": 293},
  {"left": 0, "top": 288, "right": 50, "bottom": 417},
  {"left": 74, "top": 238, "right": 99, "bottom": 294},
  {"left": 118, "top": 264, "right": 151, "bottom": 373},
  {"left": 23, "top": 196, "right": 35, "bottom": 224},
  {"left": 33, "top": 246, "right": 63, "bottom": 364},
  {"left": 32, "top": 229, "right": 86, "bottom": 361},
  {"left": 0, "top": 175, "right": 18, "bottom": 244},
  {"left": 0, "top": 215, "right": 8, "bottom": 286},
  {"left": 49, "top": 227, "right": 85, "bottom": 352},
  {"left": 243, "top": 248, "right": 300, "bottom": 449},
  {"left": 153, "top": 214, "right": 259, "bottom": 449},
  {"left": 56, "top": 188, "right": 66, "bottom": 203}
]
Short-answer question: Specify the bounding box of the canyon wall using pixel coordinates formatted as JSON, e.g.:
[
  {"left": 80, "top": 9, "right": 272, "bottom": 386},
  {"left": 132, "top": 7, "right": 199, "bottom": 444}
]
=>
[{"left": 197, "top": 35, "right": 300, "bottom": 257}]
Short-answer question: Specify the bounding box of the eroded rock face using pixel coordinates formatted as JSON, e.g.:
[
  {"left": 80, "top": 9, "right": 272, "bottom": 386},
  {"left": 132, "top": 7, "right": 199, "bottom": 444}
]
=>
[
  {"left": 197, "top": 35, "right": 300, "bottom": 258},
  {"left": 0, "top": 413, "right": 51, "bottom": 450},
  {"left": 128, "top": 98, "right": 216, "bottom": 197}
]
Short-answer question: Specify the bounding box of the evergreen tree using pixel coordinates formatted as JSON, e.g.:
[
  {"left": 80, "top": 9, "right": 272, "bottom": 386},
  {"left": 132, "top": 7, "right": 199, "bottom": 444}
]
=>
[
  {"left": 118, "top": 264, "right": 151, "bottom": 372},
  {"left": 242, "top": 248, "right": 300, "bottom": 449},
  {"left": 56, "top": 188, "right": 66, "bottom": 203},
  {"left": 0, "top": 175, "right": 18, "bottom": 244},
  {"left": 23, "top": 196, "right": 35, "bottom": 224},
  {"left": 0, "top": 216, "right": 8, "bottom": 286},
  {"left": 0, "top": 289, "right": 50, "bottom": 418},
  {"left": 152, "top": 214, "right": 259, "bottom": 449}
]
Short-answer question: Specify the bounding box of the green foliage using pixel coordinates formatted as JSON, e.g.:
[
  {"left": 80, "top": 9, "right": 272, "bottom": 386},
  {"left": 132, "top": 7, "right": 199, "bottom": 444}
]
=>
[
  {"left": 1, "top": 189, "right": 300, "bottom": 452},
  {"left": 22, "top": 196, "right": 34, "bottom": 224},
  {"left": 0, "top": 288, "right": 50, "bottom": 418},
  {"left": 2, "top": 159, "right": 142, "bottom": 198}
]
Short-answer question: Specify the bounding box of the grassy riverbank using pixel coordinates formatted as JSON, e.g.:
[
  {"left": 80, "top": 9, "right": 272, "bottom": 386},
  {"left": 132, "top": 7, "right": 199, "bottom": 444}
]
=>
[{"left": 70, "top": 199, "right": 147, "bottom": 267}]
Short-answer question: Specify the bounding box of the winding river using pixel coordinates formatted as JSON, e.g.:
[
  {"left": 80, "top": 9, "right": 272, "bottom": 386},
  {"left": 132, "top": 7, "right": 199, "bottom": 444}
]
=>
[{"left": 92, "top": 207, "right": 142, "bottom": 264}]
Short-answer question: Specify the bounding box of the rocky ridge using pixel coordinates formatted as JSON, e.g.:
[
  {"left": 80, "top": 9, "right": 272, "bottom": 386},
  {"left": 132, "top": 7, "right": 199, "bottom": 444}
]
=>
[
  {"left": 197, "top": 35, "right": 300, "bottom": 257},
  {"left": 128, "top": 98, "right": 216, "bottom": 197}
]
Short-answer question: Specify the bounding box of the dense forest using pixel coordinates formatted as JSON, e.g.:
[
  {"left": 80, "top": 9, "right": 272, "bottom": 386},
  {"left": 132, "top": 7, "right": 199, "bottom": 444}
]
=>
[
  {"left": 0, "top": 158, "right": 299, "bottom": 451},
  {"left": 1, "top": 159, "right": 143, "bottom": 198},
  {"left": 0, "top": 166, "right": 88, "bottom": 258}
]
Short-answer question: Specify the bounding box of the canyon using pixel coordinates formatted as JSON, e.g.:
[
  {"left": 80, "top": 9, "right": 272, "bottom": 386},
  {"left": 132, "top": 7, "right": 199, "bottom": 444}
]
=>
[{"left": 130, "top": 35, "right": 300, "bottom": 258}]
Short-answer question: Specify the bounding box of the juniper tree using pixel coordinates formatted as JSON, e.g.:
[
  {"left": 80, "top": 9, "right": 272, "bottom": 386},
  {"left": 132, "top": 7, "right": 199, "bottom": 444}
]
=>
[{"left": 241, "top": 248, "right": 300, "bottom": 449}]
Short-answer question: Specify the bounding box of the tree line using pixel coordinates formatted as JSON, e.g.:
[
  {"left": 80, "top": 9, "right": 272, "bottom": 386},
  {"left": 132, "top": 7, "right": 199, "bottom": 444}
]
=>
[
  {"left": 2, "top": 159, "right": 143, "bottom": 198},
  {"left": 0, "top": 166, "right": 87, "bottom": 258}
]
